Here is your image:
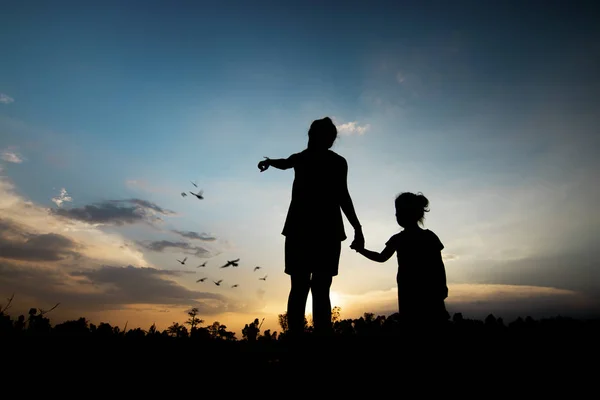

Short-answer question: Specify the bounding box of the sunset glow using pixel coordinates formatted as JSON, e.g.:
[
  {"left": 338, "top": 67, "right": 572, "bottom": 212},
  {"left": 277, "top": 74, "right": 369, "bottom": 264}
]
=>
[{"left": 1, "top": 1, "right": 599, "bottom": 338}]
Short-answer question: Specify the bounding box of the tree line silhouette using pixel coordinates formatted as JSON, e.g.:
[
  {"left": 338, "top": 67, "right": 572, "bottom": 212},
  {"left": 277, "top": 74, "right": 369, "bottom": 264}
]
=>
[
  {"left": 2, "top": 293, "right": 599, "bottom": 379},
  {"left": 2, "top": 294, "right": 598, "bottom": 342}
]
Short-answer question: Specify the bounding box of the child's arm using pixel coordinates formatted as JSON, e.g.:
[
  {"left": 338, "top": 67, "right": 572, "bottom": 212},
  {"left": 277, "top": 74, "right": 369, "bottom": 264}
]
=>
[
  {"left": 356, "top": 244, "right": 396, "bottom": 263},
  {"left": 258, "top": 156, "right": 295, "bottom": 172}
]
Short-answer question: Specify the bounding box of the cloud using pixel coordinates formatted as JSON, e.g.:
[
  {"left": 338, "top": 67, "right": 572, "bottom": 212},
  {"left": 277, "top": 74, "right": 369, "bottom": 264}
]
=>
[
  {"left": 0, "top": 218, "right": 81, "bottom": 262},
  {"left": 137, "top": 239, "right": 210, "bottom": 256},
  {"left": 0, "top": 262, "right": 235, "bottom": 315},
  {"left": 335, "top": 120, "right": 371, "bottom": 136},
  {"left": 171, "top": 230, "right": 216, "bottom": 241},
  {"left": 442, "top": 253, "right": 458, "bottom": 261},
  {"left": 0, "top": 172, "right": 266, "bottom": 335},
  {"left": 0, "top": 93, "right": 14, "bottom": 104},
  {"left": 0, "top": 173, "right": 150, "bottom": 268},
  {"left": 51, "top": 188, "right": 72, "bottom": 207},
  {"left": 50, "top": 198, "right": 175, "bottom": 226},
  {"left": 336, "top": 283, "right": 600, "bottom": 322},
  {"left": 457, "top": 250, "right": 600, "bottom": 298},
  {"left": 1, "top": 149, "right": 23, "bottom": 163},
  {"left": 69, "top": 265, "right": 225, "bottom": 308},
  {"left": 396, "top": 71, "right": 405, "bottom": 84}
]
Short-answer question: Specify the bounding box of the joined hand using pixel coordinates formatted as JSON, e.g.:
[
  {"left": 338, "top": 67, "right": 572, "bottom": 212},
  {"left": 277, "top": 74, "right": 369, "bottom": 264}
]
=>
[{"left": 350, "top": 229, "right": 365, "bottom": 251}]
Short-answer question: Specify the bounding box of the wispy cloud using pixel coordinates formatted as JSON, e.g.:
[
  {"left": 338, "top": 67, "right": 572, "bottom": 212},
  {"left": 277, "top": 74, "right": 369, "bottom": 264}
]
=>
[
  {"left": 51, "top": 188, "right": 72, "bottom": 207},
  {"left": 333, "top": 119, "right": 371, "bottom": 136},
  {"left": 50, "top": 198, "right": 175, "bottom": 226},
  {"left": 1, "top": 149, "right": 23, "bottom": 163},
  {"left": 396, "top": 71, "right": 405, "bottom": 84},
  {"left": 171, "top": 230, "right": 216, "bottom": 241},
  {"left": 137, "top": 239, "right": 210, "bottom": 257},
  {"left": 442, "top": 253, "right": 458, "bottom": 261},
  {"left": 0, "top": 93, "right": 14, "bottom": 104}
]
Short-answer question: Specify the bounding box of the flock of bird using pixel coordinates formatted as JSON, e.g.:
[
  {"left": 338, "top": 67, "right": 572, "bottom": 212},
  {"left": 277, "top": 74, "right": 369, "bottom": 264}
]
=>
[
  {"left": 176, "top": 182, "right": 267, "bottom": 289},
  {"left": 182, "top": 180, "right": 204, "bottom": 200},
  {"left": 176, "top": 256, "right": 267, "bottom": 289}
]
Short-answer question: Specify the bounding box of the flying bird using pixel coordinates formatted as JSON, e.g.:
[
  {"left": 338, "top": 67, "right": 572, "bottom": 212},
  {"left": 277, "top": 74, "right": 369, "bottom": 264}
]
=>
[
  {"left": 196, "top": 277, "right": 208, "bottom": 283},
  {"left": 177, "top": 257, "right": 187, "bottom": 265},
  {"left": 259, "top": 275, "right": 267, "bottom": 281},
  {"left": 191, "top": 181, "right": 198, "bottom": 188},
  {"left": 253, "top": 266, "right": 261, "bottom": 272},
  {"left": 197, "top": 261, "right": 207, "bottom": 268},
  {"left": 189, "top": 190, "right": 204, "bottom": 200},
  {"left": 220, "top": 258, "right": 240, "bottom": 268},
  {"left": 181, "top": 192, "right": 187, "bottom": 197},
  {"left": 214, "top": 280, "right": 223, "bottom": 286},
  {"left": 231, "top": 284, "right": 239, "bottom": 288}
]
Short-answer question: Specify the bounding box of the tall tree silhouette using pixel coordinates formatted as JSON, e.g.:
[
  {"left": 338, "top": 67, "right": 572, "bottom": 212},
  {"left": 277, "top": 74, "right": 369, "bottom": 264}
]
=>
[
  {"left": 185, "top": 307, "right": 204, "bottom": 333},
  {"left": 242, "top": 318, "right": 261, "bottom": 342}
]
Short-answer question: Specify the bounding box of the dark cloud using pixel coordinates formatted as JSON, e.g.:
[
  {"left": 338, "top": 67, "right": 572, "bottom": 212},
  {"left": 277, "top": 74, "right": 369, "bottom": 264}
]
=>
[
  {"left": 0, "top": 262, "right": 236, "bottom": 315},
  {"left": 171, "top": 230, "right": 216, "bottom": 241},
  {"left": 457, "top": 250, "right": 600, "bottom": 297},
  {"left": 370, "top": 291, "right": 600, "bottom": 323},
  {"left": 69, "top": 265, "right": 219, "bottom": 306},
  {"left": 446, "top": 295, "right": 600, "bottom": 321},
  {"left": 0, "top": 218, "right": 81, "bottom": 262},
  {"left": 137, "top": 240, "right": 209, "bottom": 256},
  {"left": 122, "top": 199, "right": 174, "bottom": 215},
  {"left": 49, "top": 198, "right": 175, "bottom": 226}
]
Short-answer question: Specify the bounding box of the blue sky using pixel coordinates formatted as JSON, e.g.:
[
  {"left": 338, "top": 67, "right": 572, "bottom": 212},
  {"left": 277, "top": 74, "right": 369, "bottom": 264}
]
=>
[{"left": 1, "top": 1, "right": 599, "bottom": 335}]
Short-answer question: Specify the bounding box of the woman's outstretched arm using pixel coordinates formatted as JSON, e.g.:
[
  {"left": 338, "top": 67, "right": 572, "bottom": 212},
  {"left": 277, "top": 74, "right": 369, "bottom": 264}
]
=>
[{"left": 258, "top": 156, "right": 295, "bottom": 172}]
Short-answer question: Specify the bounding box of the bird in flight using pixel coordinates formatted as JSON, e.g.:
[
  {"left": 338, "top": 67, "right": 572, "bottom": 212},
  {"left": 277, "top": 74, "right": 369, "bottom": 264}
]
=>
[
  {"left": 196, "top": 277, "right": 208, "bottom": 283},
  {"left": 213, "top": 280, "right": 223, "bottom": 286},
  {"left": 189, "top": 190, "right": 204, "bottom": 200},
  {"left": 191, "top": 180, "right": 198, "bottom": 188},
  {"left": 231, "top": 284, "right": 239, "bottom": 288},
  {"left": 253, "top": 266, "right": 261, "bottom": 272},
  {"left": 176, "top": 257, "right": 187, "bottom": 265},
  {"left": 220, "top": 258, "right": 240, "bottom": 268},
  {"left": 197, "top": 261, "right": 207, "bottom": 268},
  {"left": 259, "top": 275, "right": 267, "bottom": 281},
  {"left": 181, "top": 192, "right": 187, "bottom": 197}
]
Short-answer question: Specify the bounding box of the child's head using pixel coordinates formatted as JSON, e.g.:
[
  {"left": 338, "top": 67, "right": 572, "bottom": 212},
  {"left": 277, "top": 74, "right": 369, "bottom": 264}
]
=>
[
  {"left": 395, "top": 192, "right": 430, "bottom": 228},
  {"left": 307, "top": 117, "right": 338, "bottom": 150}
]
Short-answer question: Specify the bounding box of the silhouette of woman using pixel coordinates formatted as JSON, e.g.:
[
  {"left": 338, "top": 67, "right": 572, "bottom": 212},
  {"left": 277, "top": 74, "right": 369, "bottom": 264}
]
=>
[
  {"left": 352, "top": 192, "right": 449, "bottom": 327},
  {"left": 258, "top": 117, "right": 364, "bottom": 337}
]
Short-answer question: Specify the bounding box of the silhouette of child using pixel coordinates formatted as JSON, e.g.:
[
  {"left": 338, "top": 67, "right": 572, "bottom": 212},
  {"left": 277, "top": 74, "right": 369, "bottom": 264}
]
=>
[
  {"left": 352, "top": 192, "right": 449, "bottom": 325},
  {"left": 258, "top": 117, "right": 364, "bottom": 337}
]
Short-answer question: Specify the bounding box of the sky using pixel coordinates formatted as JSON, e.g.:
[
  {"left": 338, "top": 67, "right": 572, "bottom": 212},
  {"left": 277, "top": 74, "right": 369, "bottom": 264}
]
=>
[{"left": 1, "top": 0, "right": 599, "bottom": 337}]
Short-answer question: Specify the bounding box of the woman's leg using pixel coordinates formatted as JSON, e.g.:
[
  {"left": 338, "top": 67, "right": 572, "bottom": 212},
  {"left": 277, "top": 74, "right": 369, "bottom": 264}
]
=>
[
  {"left": 311, "top": 273, "right": 333, "bottom": 335},
  {"left": 287, "top": 273, "right": 311, "bottom": 335},
  {"left": 310, "top": 240, "right": 341, "bottom": 335}
]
